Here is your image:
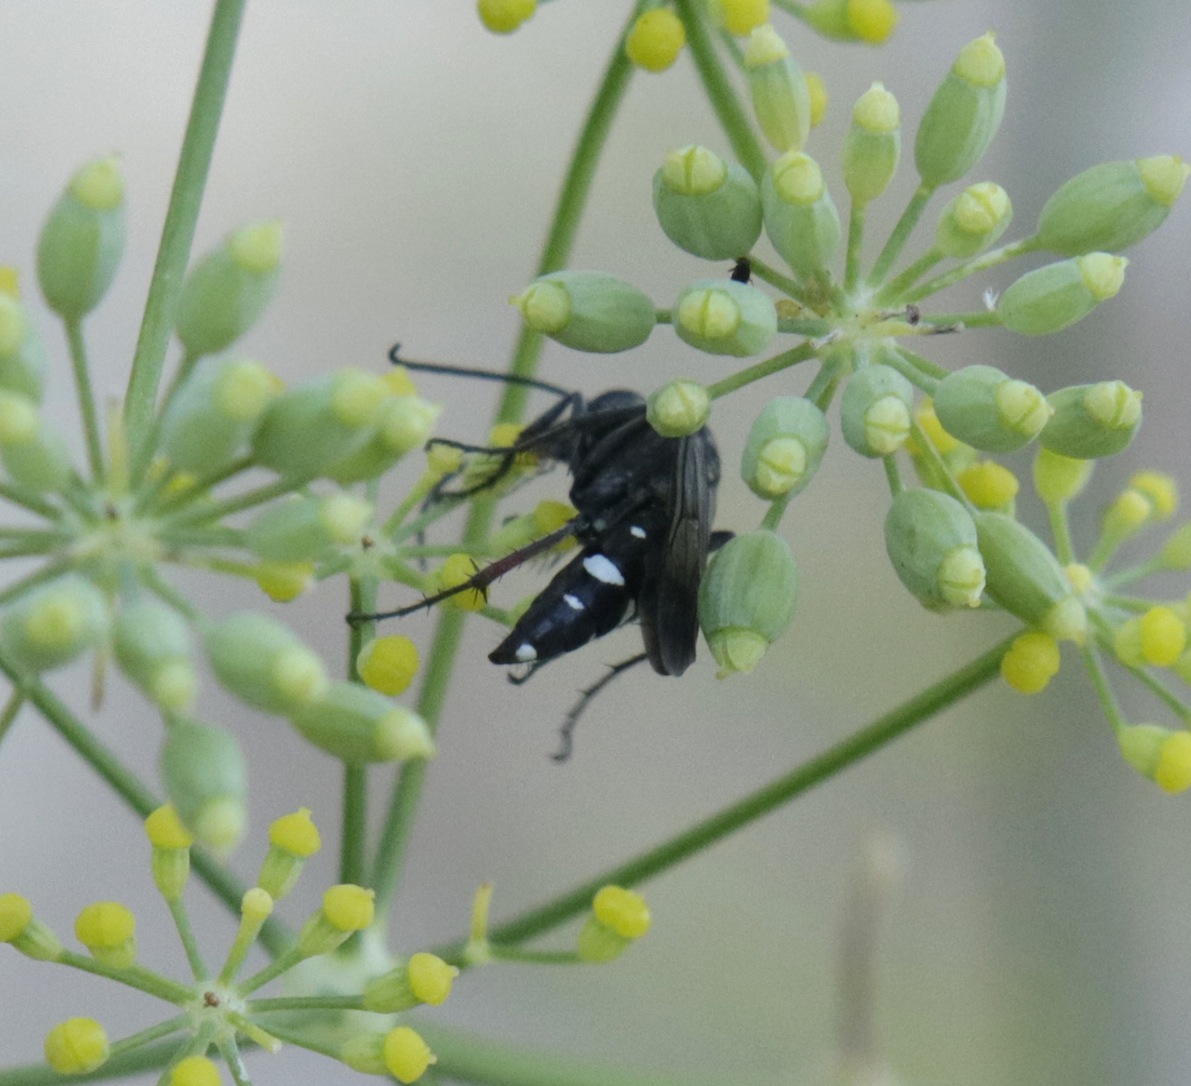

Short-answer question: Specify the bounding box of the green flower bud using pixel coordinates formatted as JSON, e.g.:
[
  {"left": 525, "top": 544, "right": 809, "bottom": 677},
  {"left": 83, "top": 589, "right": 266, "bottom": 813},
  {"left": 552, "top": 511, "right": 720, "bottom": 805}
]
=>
[
  {"left": 204, "top": 612, "right": 328, "bottom": 714},
  {"left": 840, "top": 362, "right": 914, "bottom": 458},
  {"left": 1032, "top": 447, "right": 1093, "bottom": 506},
  {"left": 698, "top": 530, "right": 798, "bottom": 676},
  {"left": 974, "top": 511, "right": 1087, "bottom": 642},
  {"left": 933, "top": 365, "right": 1051, "bottom": 453},
  {"left": 289, "top": 682, "right": 435, "bottom": 763},
  {"left": 1159, "top": 522, "right": 1191, "bottom": 571},
  {"left": 325, "top": 393, "right": 441, "bottom": 484},
  {"left": 935, "top": 182, "right": 1012, "bottom": 259},
  {"left": 0, "top": 574, "right": 107, "bottom": 673},
  {"left": 511, "top": 271, "right": 655, "bottom": 354},
  {"left": 363, "top": 952, "right": 458, "bottom": 1012},
  {"left": 0, "top": 392, "right": 74, "bottom": 491},
  {"left": 159, "top": 358, "right": 279, "bottom": 474},
  {"left": 843, "top": 83, "right": 901, "bottom": 203},
  {"left": 802, "top": 0, "right": 899, "bottom": 42},
  {"left": 744, "top": 25, "right": 811, "bottom": 152},
  {"left": 761, "top": 151, "right": 841, "bottom": 278},
  {"left": 1036, "top": 156, "right": 1189, "bottom": 256},
  {"left": 647, "top": 380, "right": 710, "bottom": 438},
  {"left": 741, "top": 396, "right": 829, "bottom": 499},
  {"left": 44, "top": 1018, "right": 110, "bottom": 1076},
  {"left": 914, "top": 33, "right": 1006, "bottom": 188},
  {"left": 0, "top": 293, "right": 47, "bottom": 401},
  {"left": 74, "top": 901, "right": 137, "bottom": 969},
  {"left": 998, "top": 252, "right": 1127, "bottom": 336},
  {"left": 1038, "top": 381, "right": 1142, "bottom": 459},
  {"left": 673, "top": 278, "right": 777, "bottom": 356},
  {"left": 113, "top": 599, "right": 196, "bottom": 714},
  {"left": 37, "top": 156, "right": 126, "bottom": 319},
  {"left": 0, "top": 893, "right": 63, "bottom": 961},
  {"left": 884, "top": 488, "right": 985, "bottom": 610},
  {"left": 159, "top": 721, "right": 247, "bottom": 852},
  {"left": 652, "top": 147, "right": 763, "bottom": 260},
  {"left": 175, "top": 221, "right": 282, "bottom": 357},
  {"left": 144, "top": 805, "right": 193, "bottom": 901},
  {"left": 1118, "top": 724, "right": 1191, "bottom": 793},
  {"left": 251, "top": 368, "right": 388, "bottom": 480},
  {"left": 246, "top": 491, "right": 372, "bottom": 563}
]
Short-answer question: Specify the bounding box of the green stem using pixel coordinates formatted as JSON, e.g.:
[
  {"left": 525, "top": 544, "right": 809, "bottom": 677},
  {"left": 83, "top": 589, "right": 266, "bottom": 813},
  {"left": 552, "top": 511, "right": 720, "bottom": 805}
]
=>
[
  {"left": 674, "top": 0, "right": 769, "bottom": 181},
  {"left": 900, "top": 235, "right": 1039, "bottom": 305},
  {"left": 413, "top": 1022, "right": 731, "bottom": 1086},
  {"left": 367, "top": 0, "right": 645, "bottom": 915},
  {"left": 868, "top": 183, "right": 934, "bottom": 286},
  {"left": 845, "top": 202, "right": 867, "bottom": 293},
  {"left": 248, "top": 994, "right": 364, "bottom": 1014},
  {"left": 160, "top": 477, "right": 295, "bottom": 530},
  {"left": 705, "top": 340, "right": 818, "bottom": 399},
  {"left": 923, "top": 309, "right": 1001, "bottom": 328},
  {"left": 0, "top": 651, "right": 291, "bottom": 957},
  {"left": 56, "top": 950, "right": 192, "bottom": 1003},
  {"left": 746, "top": 255, "right": 807, "bottom": 302},
  {"left": 879, "top": 247, "right": 944, "bottom": 301},
  {"left": 0, "top": 479, "right": 59, "bottom": 519},
  {"left": 168, "top": 897, "right": 207, "bottom": 980},
  {"left": 64, "top": 318, "right": 105, "bottom": 479},
  {"left": 433, "top": 639, "right": 1007, "bottom": 956},
  {"left": 1080, "top": 643, "right": 1125, "bottom": 734},
  {"left": 125, "top": 0, "right": 247, "bottom": 465},
  {"left": 341, "top": 583, "right": 372, "bottom": 888}
]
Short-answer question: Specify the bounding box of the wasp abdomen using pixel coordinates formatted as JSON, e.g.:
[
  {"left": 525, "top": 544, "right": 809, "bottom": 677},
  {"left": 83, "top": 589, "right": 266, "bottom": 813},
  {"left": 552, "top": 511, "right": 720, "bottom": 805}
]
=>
[{"left": 488, "top": 518, "right": 657, "bottom": 666}]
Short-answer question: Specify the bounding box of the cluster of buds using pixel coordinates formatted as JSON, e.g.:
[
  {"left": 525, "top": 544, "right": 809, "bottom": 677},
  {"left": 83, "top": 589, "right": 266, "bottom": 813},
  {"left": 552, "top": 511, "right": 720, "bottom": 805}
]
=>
[
  {"left": 492, "top": 21, "right": 1188, "bottom": 776},
  {"left": 1, "top": 806, "right": 456, "bottom": 1080},
  {"left": 0, "top": 156, "right": 476, "bottom": 850}
]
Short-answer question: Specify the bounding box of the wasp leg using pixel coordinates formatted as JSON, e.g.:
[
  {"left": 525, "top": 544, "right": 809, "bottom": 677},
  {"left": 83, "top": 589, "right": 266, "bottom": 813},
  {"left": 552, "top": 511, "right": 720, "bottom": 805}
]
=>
[
  {"left": 552, "top": 652, "right": 649, "bottom": 763},
  {"left": 347, "top": 514, "right": 587, "bottom": 626}
]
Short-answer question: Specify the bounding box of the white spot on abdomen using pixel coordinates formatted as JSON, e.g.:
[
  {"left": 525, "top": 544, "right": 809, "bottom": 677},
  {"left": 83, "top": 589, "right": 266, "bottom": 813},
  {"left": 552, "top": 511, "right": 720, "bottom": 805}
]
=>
[
  {"left": 514, "top": 643, "right": 537, "bottom": 662},
  {"left": 563, "top": 593, "right": 584, "bottom": 611},
  {"left": 582, "top": 553, "right": 624, "bottom": 586},
  {"left": 630, "top": 525, "right": 646, "bottom": 539}
]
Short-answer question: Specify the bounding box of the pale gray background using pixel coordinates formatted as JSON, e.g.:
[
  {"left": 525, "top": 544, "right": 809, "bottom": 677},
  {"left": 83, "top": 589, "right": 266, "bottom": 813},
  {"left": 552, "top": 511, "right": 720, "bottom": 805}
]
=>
[{"left": 1, "top": 2, "right": 1189, "bottom": 1084}]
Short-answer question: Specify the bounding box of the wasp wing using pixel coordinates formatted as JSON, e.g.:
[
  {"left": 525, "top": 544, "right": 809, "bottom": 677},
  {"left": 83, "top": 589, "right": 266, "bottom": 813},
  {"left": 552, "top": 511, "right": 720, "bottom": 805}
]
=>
[{"left": 639, "top": 427, "right": 718, "bottom": 676}]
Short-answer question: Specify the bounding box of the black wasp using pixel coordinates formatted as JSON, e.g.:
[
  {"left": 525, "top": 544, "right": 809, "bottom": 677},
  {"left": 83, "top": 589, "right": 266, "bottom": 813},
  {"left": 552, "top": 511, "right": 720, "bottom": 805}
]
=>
[{"left": 363, "top": 347, "right": 724, "bottom": 753}]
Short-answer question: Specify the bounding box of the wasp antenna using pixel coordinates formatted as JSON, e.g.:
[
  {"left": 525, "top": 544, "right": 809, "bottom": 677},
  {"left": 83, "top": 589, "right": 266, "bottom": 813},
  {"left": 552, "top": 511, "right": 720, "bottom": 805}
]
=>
[
  {"left": 551, "top": 653, "right": 649, "bottom": 762},
  {"left": 387, "top": 344, "right": 574, "bottom": 399}
]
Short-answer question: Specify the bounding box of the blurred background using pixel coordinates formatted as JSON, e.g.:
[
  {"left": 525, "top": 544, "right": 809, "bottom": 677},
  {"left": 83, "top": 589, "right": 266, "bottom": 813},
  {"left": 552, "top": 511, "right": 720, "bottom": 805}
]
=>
[{"left": 1, "top": 2, "right": 1190, "bottom": 1083}]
